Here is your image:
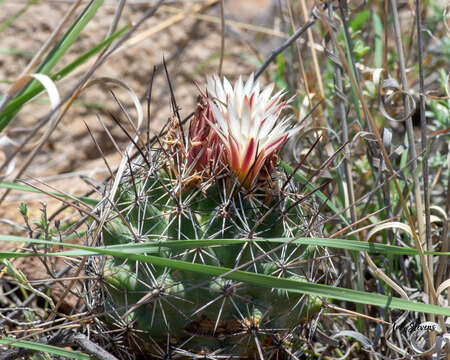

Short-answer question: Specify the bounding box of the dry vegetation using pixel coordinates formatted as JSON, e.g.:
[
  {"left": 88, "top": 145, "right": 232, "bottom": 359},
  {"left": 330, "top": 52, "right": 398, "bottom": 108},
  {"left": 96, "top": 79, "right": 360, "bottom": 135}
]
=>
[{"left": 0, "top": 0, "right": 448, "bottom": 359}]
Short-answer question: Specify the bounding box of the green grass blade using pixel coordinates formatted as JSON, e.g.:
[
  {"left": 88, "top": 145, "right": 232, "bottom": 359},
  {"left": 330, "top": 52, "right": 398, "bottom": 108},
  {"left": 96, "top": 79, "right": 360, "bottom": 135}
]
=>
[
  {"left": 339, "top": 22, "right": 363, "bottom": 126},
  {"left": 0, "top": 0, "right": 38, "bottom": 34},
  {"left": 349, "top": 9, "right": 370, "bottom": 33},
  {"left": 372, "top": 13, "right": 383, "bottom": 68},
  {"left": 0, "top": 48, "right": 35, "bottom": 58},
  {"left": 0, "top": 181, "right": 98, "bottom": 206},
  {"left": 75, "top": 247, "right": 450, "bottom": 317},
  {"left": 80, "top": 238, "right": 446, "bottom": 256},
  {"left": 0, "top": 0, "right": 104, "bottom": 132},
  {"left": 156, "top": 238, "right": 450, "bottom": 256},
  {"left": 0, "top": 338, "right": 90, "bottom": 360},
  {"left": 0, "top": 25, "right": 128, "bottom": 127},
  {"left": 0, "top": 234, "right": 449, "bottom": 316},
  {"left": 30, "top": 0, "right": 104, "bottom": 80},
  {"left": 1, "top": 235, "right": 448, "bottom": 259}
]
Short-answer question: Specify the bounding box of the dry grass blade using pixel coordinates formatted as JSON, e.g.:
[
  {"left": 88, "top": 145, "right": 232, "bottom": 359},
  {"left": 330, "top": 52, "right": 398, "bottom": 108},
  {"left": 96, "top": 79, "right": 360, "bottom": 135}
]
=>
[
  {"left": 390, "top": 0, "right": 445, "bottom": 338},
  {"left": 390, "top": 0, "right": 427, "bottom": 273},
  {"left": 326, "top": 3, "right": 356, "bottom": 223},
  {"left": 106, "top": 0, "right": 126, "bottom": 39},
  {"left": 365, "top": 223, "right": 412, "bottom": 300},
  {"left": 415, "top": 0, "right": 433, "bottom": 298},
  {"left": 326, "top": 304, "right": 390, "bottom": 325},
  {"left": 115, "top": 0, "right": 220, "bottom": 53},
  {"left": 299, "top": 0, "right": 324, "bottom": 101}
]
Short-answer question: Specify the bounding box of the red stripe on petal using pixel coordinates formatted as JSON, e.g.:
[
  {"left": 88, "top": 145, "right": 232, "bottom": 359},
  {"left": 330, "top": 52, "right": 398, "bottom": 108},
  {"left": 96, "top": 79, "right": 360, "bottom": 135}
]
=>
[
  {"left": 241, "top": 137, "right": 256, "bottom": 175},
  {"left": 265, "top": 134, "right": 288, "bottom": 154},
  {"left": 266, "top": 96, "right": 281, "bottom": 111},
  {"left": 249, "top": 93, "right": 255, "bottom": 107},
  {"left": 228, "top": 134, "right": 240, "bottom": 171}
]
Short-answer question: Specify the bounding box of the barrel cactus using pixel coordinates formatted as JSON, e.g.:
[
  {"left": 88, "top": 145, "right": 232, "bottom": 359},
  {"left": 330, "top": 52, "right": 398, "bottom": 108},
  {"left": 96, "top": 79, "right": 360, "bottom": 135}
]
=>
[{"left": 84, "top": 74, "right": 323, "bottom": 358}]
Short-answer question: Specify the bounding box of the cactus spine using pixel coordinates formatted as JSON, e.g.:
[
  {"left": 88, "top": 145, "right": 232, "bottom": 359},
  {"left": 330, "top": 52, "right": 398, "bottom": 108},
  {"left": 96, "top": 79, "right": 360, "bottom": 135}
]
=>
[{"left": 85, "top": 74, "right": 322, "bottom": 359}]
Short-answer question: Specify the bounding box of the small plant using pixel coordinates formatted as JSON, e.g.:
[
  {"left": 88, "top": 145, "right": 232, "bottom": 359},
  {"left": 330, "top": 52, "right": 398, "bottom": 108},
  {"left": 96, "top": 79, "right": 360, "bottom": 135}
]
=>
[{"left": 84, "top": 75, "right": 323, "bottom": 358}]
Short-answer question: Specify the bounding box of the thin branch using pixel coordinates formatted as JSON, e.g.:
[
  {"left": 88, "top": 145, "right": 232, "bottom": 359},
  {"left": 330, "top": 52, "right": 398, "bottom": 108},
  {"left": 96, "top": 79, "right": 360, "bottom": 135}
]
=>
[
  {"left": 415, "top": 0, "right": 432, "bottom": 282},
  {"left": 329, "top": 1, "right": 356, "bottom": 224},
  {"left": 254, "top": 5, "right": 322, "bottom": 79},
  {"left": 218, "top": 0, "right": 225, "bottom": 77}
]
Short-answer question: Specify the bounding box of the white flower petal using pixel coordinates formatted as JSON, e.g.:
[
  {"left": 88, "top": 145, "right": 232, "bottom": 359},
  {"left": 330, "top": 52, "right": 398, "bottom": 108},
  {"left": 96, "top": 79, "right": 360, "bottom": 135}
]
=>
[
  {"left": 206, "top": 74, "right": 293, "bottom": 183},
  {"left": 244, "top": 73, "right": 254, "bottom": 95},
  {"left": 223, "top": 76, "right": 233, "bottom": 98}
]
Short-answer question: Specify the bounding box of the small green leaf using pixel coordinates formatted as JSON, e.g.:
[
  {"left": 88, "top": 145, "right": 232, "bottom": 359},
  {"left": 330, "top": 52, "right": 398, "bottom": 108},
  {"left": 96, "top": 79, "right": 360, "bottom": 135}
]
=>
[{"left": 18, "top": 202, "right": 28, "bottom": 217}]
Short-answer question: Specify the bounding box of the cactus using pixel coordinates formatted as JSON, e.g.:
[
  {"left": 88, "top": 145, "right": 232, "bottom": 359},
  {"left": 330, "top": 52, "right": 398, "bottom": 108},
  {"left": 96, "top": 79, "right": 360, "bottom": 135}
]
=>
[{"left": 85, "top": 74, "right": 323, "bottom": 359}]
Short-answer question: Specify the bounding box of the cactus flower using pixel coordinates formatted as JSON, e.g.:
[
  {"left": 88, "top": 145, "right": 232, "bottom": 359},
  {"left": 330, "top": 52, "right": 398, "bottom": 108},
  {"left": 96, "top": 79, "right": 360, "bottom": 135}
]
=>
[{"left": 204, "top": 74, "right": 294, "bottom": 188}]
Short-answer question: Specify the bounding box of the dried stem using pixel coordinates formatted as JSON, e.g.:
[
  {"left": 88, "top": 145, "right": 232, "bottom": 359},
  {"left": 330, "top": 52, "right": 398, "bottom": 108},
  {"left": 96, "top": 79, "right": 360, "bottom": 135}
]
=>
[
  {"left": 218, "top": 0, "right": 225, "bottom": 77},
  {"left": 300, "top": 0, "right": 325, "bottom": 100},
  {"left": 328, "top": 2, "right": 356, "bottom": 224},
  {"left": 254, "top": 4, "right": 321, "bottom": 79},
  {"left": 415, "top": 0, "right": 432, "bottom": 285}
]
